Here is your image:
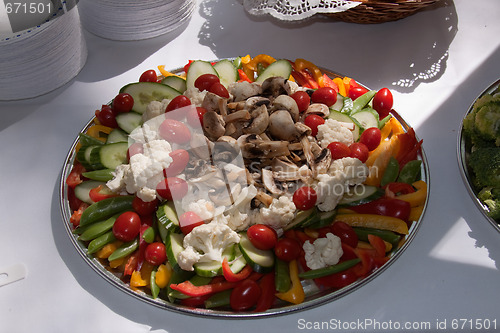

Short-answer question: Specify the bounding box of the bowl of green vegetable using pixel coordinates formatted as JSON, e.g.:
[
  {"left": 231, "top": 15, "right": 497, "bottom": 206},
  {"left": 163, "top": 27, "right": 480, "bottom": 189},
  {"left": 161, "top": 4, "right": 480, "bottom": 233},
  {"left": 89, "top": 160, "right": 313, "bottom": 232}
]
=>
[{"left": 458, "top": 78, "right": 500, "bottom": 231}]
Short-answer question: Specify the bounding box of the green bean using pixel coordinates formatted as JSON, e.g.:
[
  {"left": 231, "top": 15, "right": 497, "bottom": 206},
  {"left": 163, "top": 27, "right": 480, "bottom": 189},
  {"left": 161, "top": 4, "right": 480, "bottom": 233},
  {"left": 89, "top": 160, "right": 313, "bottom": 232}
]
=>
[
  {"left": 381, "top": 156, "right": 400, "bottom": 187},
  {"left": 353, "top": 227, "right": 401, "bottom": 248},
  {"left": 107, "top": 238, "right": 139, "bottom": 262},
  {"left": 397, "top": 160, "right": 422, "bottom": 184},
  {"left": 80, "top": 196, "right": 134, "bottom": 227},
  {"left": 87, "top": 230, "right": 116, "bottom": 254},
  {"left": 82, "top": 169, "right": 115, "bottom": 181},
  {"left": 298, "top": 258, "right": 360, "bottom": 279},
  {"left": 274, "top": 258, "right": 291, "bottom": 293}
]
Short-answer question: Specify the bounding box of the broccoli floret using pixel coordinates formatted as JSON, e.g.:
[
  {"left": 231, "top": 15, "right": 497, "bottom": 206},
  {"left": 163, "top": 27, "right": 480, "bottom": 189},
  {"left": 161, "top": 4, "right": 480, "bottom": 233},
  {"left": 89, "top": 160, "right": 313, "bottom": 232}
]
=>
[
  {"left": 463, "top": 92, "right": 500, "bottom": 148},
  {"left": 468, "top": 147, "right": 500, "bottom": 188},
  {"left": 483, "top": 199, "right": 500, "bottom": 220},
  {"left": 477, "top": 187, "right": 500, "bottom": 220}
]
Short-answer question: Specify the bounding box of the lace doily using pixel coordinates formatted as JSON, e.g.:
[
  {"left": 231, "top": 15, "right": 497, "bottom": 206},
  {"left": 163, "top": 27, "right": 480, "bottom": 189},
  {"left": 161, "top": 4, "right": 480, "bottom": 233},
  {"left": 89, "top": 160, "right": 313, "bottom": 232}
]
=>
[{"left": 241, "top": 0, "right": 361, "bottom": 21}]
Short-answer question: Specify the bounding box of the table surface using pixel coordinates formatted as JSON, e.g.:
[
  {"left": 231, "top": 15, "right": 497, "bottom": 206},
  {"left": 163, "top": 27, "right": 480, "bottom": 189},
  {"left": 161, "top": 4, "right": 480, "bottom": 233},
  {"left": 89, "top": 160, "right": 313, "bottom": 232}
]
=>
[{"left": 1, "top": 1, "right": 500, "bottom": 332}]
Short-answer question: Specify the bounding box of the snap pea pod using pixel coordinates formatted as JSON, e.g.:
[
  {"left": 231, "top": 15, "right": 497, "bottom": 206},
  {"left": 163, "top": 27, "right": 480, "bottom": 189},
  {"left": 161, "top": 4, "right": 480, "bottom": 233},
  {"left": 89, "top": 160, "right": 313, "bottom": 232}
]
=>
[
  {"left": 80, "top": 196, "right": 134, "bottom": 227},
  {"left": 353, "top": 227, "right": 401, "bottom": 248},
  {"left": 150, "top": 269, "right": 160, "bottom": 299},
  {"left": 78, "top": 214, "right": 119, "bottom": 242},
  {"left": 298, "top": 258, "right": 360, "bottom": 279},
  {"left": 108, "top": 238, "right": 139, "bottom": 261},
  {"left": 87, "top": 230, "right": 116, "bottom": 254},
  {"left": 397, "top": 160, "right": 422, "bottom": 184},
  {"left": 351, "top": 90, "right": 376, "bottom": 115},
  {"left": 82, "top": 169, "right": 115, "bottom": 181},
  {"left": 381, "top": 156, "right": 399, "bottom": 187},
  {"left": 79, "top": 133, "right": 104, "bottom": 147},
  {"left": 274, "top": 258, "right": 291, "bottom": 293},
  {"left": 204, "top": 289, "right": 232, "bottom": 309},
  {"left": 142, "top": 226, "right": 155, "bottom": 243}
]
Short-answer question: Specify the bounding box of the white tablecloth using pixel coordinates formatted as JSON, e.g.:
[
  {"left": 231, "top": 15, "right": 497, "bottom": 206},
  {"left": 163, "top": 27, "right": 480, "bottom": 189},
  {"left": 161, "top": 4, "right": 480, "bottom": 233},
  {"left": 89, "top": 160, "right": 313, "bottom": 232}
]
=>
[{"left": 1, "top": 1, "right": 499, "bottom": 332}]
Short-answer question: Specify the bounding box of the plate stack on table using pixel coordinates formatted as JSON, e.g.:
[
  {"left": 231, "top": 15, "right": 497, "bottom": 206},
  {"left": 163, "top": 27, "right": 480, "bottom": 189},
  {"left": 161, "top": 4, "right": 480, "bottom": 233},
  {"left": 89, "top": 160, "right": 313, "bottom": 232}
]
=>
[
  {"left": 0, "top": 0, "right": 87, "bottom": 101},
  {"left": 77, "top": 0, "right": 196, "bottom": 41}
]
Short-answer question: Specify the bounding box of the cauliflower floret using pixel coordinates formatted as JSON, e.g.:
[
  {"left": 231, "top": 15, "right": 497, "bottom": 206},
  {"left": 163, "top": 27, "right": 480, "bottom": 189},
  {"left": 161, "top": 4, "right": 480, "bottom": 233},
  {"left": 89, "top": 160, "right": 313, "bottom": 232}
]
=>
[
  {"left": 184, "top": 87, "right": 208, "bottom": 106},
  {"left": 314, "top": 172, "right": 346, "bottom": 212},
  {"left": 184, "top": 199, "right": 216, "bottom": 222},
  {"left": 177, "top": 222, "right": 240, "bottom": 271},
  {"left": 224, "top": 184, "right": 257, "bottom": 231},
  {"left": 303, "top": 233, "right": 343, "bottom": 270},
  {"left": 329, "top": 157, "right": 369, "bottom": 185},
  {"left": 316, "top": 119, "right": 354, "bottom": 148},
  {"left": 258, "top": 196, "right": 297, "bottom": 232},
  {"left": 106, "top": 164, "right": 129, "bottom": 194},
  {"left": 142, "top": 99, "right": 170, "bottom": 122}
]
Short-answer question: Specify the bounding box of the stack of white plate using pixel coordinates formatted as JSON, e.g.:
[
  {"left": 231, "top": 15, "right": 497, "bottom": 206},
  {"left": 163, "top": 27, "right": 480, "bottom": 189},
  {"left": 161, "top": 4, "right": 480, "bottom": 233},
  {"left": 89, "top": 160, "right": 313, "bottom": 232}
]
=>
[
  {"left": 0, "top": 0, "right": 87, "bottom": 101},
  {"left": 78, "top": 0, "right": 196, "bottom": 41}
]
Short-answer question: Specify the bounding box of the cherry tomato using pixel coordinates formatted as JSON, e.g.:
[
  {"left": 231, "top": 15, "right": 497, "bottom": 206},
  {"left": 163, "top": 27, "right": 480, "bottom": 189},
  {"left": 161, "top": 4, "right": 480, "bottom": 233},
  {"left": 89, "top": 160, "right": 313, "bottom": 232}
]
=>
[
  {"left": 349, "top": 142, "right": 369, "bottom": 162},
  {"left": 208, "top": 82, "right": 230, "bottom": 98},
  {"left": 139, "top": 69, "right": 157, "bottom": 82},
  {"left": 311, "top": 87, "right": 337, "bottom": 107},
  {"left": 372, "top": 88, "right": 393, "bottom": 120},
  {"left": 292, "top": 186, "right": 317, "bottom": 211},
  {"left": 178, "top": 211, "right": 204, "bottom": 235},
  {"left": 163, "top": 149, "right": 190, "bottom": 177},
  {"left": 359, "top": 127, "right": 381, "bottom": 151},
  {"left": 166, "top": 95, "right": 191, "bottom": 113},
  {"left": 127, "top": 142, "right": 143, "bottom": 161},
  {"left": 331, "top": 221, "right": 358, "bottom": 248},
  {"left": 327, "top": 142, "right": 351, "bottom": 160},
  {"left": 230, "top": 279, "right": 261, "bottom": 311},
  {"left": 304, "top": 114, "right": 325, "bottom": 136},
  {"left": 112, "top": 93, "right": 134, "bottom": 113},
  {"left": 156, "top": 177, "right": 188, "bottom": 201},
  {"left": 314, "top": 267, "right": 358, "bottom": 289},
  {"left": 247, "top": 224, "right": 278, "bottom": 250},
  {"left": 95, "top": 105, "right": 118, "bottom": 128},
  {"left": 132, "top": 196, "right": 158, "bottom": 216},
  {"left": 112, "top": 211, "right": 141, "bottom": 242},
  {"left": 348, "top": 86, "right": 369, "bottom": 100},
  {"left": 144, "top": 242, "right": 167, "bottom": 265},
  {"left": 274, "top": 238, "right": 301, "bottom": 262},
  {"left": 186, "top": 106, "right": 207, "bottom": 128},
  {"left": 290, "top": 91, "right": 310, "bottom": 112},
  {"left": 158, "top": 119, "right": 191, "bottom": 145},
  {"left": 194, "top": 74, "right": 220, "bottom": 91}
]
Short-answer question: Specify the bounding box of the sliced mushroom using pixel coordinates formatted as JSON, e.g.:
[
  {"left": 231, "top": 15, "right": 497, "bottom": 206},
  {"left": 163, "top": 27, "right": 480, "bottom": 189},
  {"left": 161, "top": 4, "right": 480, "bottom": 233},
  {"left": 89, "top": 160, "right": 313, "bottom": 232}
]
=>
[
  {"left": 255, "top": 190, "right": 274, "bottom": 207},
  {"left": 300, "top": 136, "right": 332, "bottom": 177},
  {"left": 303, "top": 103, "right": 330, "bottom": 118},
  {"left": 245, "top": 96, "right": 271, "bottom": 110},
  {"left": 243, "top": 104, "right": 269, "bottom": 135},
  {"left": 190, "top": 133, "right": 214, "bottom": 160},
  {"left": 261, "top": 77, "right": 291, "bottom": 98},
  {"left": 271, "top": 157, "right": 313, "bottom": 183},
  {"left": 230, "top": 81, "right": 262, "bottom": 102},
  {"left": 202, "top": 92, "right": 226, "bottom": 114},
  {"left": 268, "top": 110, "right": 300, "bottom": 141},
  {"left": 203, "top": 110, "right": 226, "bottom": 141},
  {"left": 224, "top": 110, "right": 251, "bottom": 123},
  {"left": 262, "top": 168, "right": 284, "bottom": 195},
  {"left": 271, "top": 95, "right": 299, "bottom": 121},
  {"left": 237, "top": 134, "right": 290, "bottom": 159}
]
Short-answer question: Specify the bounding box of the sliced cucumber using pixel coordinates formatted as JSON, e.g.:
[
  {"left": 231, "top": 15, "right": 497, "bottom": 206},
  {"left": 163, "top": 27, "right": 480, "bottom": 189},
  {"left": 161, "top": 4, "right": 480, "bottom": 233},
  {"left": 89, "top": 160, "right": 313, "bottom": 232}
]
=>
[
  {"left": 330, "top": 93, "right": 345, "bottom": 112},
  {"left": 255, "top": 59, "right": 292, "bottom": 84},
  {"left": 106, "top": 128, "right": 129, "bottom": 143},
  {"left": 328, "top": 110, "right": 360, "bottom": 141},
  {"left": 79, "top": 133, "right": 105, "bottom": 147},
  {"left": 156, "top": 201, "right": 180, "bottom": 236},
  {"left": 194, "top": 245, "right": 236, "bottom": 277},
  {"left": 307, "top": 210, "right": 337, "bottom": 229},
  {"left": 166, "top": 232, "right": 186, "bottom": 272},
  {"left": 213, "top": 59, "right": 238, "bottom": 88},
  {"left": 90, "top": 142, "right": 128, "bottom": 170},
  {"left": 115, "top": 111, "right": 143, "bottom": 134},
  {"left": 285, "top": 207, "right": 318, "bottom": 230},
  {"left": 351, "top": 109, "right": 379, "bottom": 130},
  {"left": 161, "top": 75, "right": 186, "bottom": 93},
  {"left": 120, "top": 82, "right": 181, "bottom": 114},
  {"left": 186, "top": 60, "right": 219, "bottom": 90},
  {"left": 77, "top": 144, "right": 102, "bottom": 170},
  {"left": 228, "top": 246, "right": 247, "bottom": 274},
  {"left": 339, "top": 184, "right": 384, "bottom": 206},
  {"left": 238, "top": 233, "right": 274, "bottom": 273},
  {"left": 74, "top": 180, "right": 106, "bottom": 204}
]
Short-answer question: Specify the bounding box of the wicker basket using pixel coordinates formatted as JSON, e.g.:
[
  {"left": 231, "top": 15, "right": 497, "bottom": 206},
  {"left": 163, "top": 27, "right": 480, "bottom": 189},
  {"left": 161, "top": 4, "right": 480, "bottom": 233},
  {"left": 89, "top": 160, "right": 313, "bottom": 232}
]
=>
[{"left": 328, "top": 0, "right": 440, "bottom": 24}]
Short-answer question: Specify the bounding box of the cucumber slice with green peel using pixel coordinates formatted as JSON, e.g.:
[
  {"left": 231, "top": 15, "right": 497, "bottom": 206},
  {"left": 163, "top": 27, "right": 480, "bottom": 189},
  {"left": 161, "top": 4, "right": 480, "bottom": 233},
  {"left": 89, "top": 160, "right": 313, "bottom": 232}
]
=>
[
  {"left": 120, "top": 82, "right": 181, "bottom": 114},
  {"left": 74, "top": 180, "right": 106, "bottom": 204},
  {"left": 328, "top": 110, "right": 361, "bottom": 141},
  {"left": 194, "top": 245, "right": 236, "bottom": 277},
  {"left": 79, "top": 133, "right": 105, "bottom": 147},
  {"left": 186, "top": 60, "right": 219, "bottom": 90},
  {"left": 213, "top": 59, "right": 238, "bottom": 88},
  {"left": 255, "top": 59, "right": 292, "bottom": 84},
  {"left": 166, "top": 232, "right": 186, "bottom": 272},
  {"left": 228, "top": 246, "right": 247, "bottom": 274},
  {"left": 238, "top": 233, "right": 274, "bottom": 273},
  {"left": 338, "top": 185, "right": 384, "bottom": 206},
  {"left": 115, "top": 111, "right": 143, "bottom": 134},
  {"left": 351, "top": 109, "right": 379, "bottom": 130},
  {"left": 91, "top": 142, "right": 128, "bottom": 170},
  {"left": 285, "top": 207, "right": 318, "bottom": 230},
  {"left": 307, "top": 210, "right": 337, "bottom": 229},
  {"left": 156, "top": 201, "right": 180, "bottom": 236},
  {"left": 161, "top": 75, "right": 186, "bottom": 93},
  {"left": 106, "top": 128, "right": 128, "bottom": 143},
  {"left": 330, "top": 93, "right": 345, "bottom": 112},
  {"left": 78, "top": 144, "right": 102, "bottom": 170}
]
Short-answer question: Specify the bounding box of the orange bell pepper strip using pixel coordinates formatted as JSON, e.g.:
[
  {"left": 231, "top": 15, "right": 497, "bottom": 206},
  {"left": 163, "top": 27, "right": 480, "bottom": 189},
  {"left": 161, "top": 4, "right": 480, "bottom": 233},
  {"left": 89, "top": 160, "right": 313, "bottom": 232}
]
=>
[
  {"left": 333, "top": 77, "right": 347, "bottom": 96},
  {"left": 86, "top": 124, "right": 113, "bottom": 142},
  {"left": 130, "top": 270, "right": 148, "bottom": 288},
  {"left": 294, "top": 58, "right": 324, "bottom": 87},
  {"left": 335, "top": 213, "right": 409, "bottom": 235},
  {"left": 96, "top": 240, "right": 123, "bottom": 259},
  {"left": 275, "top": 260, "right": 305, "bottom": 305},
  {"left": 365, "top": 135, "right": 400, "bottom": 186},
  {"left": 246, "top": 54, "right": 276, "bottom": 71},
  {"left": 409, "top": 205, "right": 425, "bottom": 221},
  {"left": 155, "top": 263, "right": 172, "bottom": 289}
]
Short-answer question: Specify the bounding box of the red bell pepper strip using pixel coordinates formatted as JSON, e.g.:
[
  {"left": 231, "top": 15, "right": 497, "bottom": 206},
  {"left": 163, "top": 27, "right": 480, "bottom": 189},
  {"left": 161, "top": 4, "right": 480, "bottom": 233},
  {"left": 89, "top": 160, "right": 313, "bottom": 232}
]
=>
[
  {"left": 124, "top": 251, "right": 140, "bottom": 276},
  {"left": 367, "top": 234, "right": 386, "bottom": 257},
  {"left": 254, "top": 272, "right": 276, "bottom": 312},
  {"left": 348, "top": 197, "right": 411, "bottom": 222},
  {"left": 321, "top": 74, "right": 339, "bottom": 92},
  {"left": 70, "top": 202, "right": 89, "bottom": 228},
  {"left": 385, "top": 182, "right": 415, "bottom": 197},
  {"left": 237, "top": 69, "right": 252, "bottom": 82},
  {"left": 88, "top": 185, "right": 117, "bottom": 202},
  {"left": 222, "top": 258, "right": 253, "bottom": 282},
  {"left": 398, "top": 139, "right": 423, "bottom": 169},
  {"left": 66, "top": 162, "right": 86, "bottom": 188},
  {"left": 169, "top": 280, "right": 238, "bottom": 297}
]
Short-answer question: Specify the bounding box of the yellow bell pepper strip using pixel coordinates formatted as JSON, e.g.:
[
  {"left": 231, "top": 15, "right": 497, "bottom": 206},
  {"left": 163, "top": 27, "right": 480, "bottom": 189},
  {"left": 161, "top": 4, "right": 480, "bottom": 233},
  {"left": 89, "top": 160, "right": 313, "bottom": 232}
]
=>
[
  {"left": 109, "top": 256, "right": 126, "bottom": 269},
  {"left": 86, "top": 124, "right": 113, "bottom": 142},
  {"left": 343, "top": 77, "right": 353, "bottom": 96},
  {"left": 396, "top": 180, "right": 427, "bottom": 207},
  {"left": 409, "top": 205, "right": 425, "bottom": 221},
  {"left": 365, "top": 135, "right": 400, "bottom": 186},
  {"left": 96, "top": 240, "right": 123, "bottom": 259},
  {"left": 333, "top": 77, "right": 347, "bottom": 96},
  {"left": 294, "top": 58, "right": 324, "bottom": 87},
  {"left": 246, "top": 54, "right": 276, "bottom": 72},
  {"left": 275, "top": 260, "right": 305, "bottom": 305},
  {"left": 335, "top": 213, "right": 409, "bottom": 235},
  {"left": 130, "top": 270, "right": 148, "bottom": 289},
  {"left": 155, "top": 263, "right": 172, "bottom": 289},
  {"left": 157, "top": 65, "right": 184, "bottom": 79}
]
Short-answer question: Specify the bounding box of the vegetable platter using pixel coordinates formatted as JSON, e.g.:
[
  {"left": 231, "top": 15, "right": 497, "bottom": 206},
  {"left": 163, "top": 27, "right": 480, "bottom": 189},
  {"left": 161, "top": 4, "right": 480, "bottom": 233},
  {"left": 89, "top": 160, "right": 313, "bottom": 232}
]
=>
[
  {"left": 458, "top": 78, "right": 500, "bottom": 232},
  {"left": 59, "top": 54, "right": 430, "bottom": 317}
]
